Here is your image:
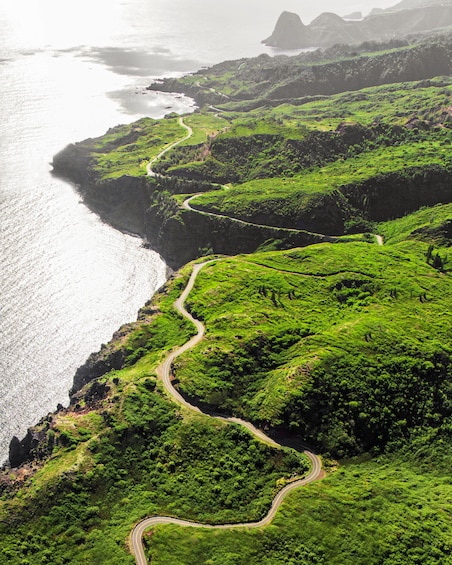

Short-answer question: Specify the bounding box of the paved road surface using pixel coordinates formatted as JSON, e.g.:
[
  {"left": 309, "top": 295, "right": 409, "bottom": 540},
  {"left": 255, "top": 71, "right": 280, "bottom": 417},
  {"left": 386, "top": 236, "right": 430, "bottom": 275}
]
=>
[{"left": 130, "top": 261, "right": 323, "bottom": 565}]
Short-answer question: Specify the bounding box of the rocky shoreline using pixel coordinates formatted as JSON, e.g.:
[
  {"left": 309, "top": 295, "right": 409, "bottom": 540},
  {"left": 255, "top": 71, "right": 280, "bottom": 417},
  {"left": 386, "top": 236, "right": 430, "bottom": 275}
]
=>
[
  {"left": 6, "top": 52, "right": 452, "bottom": 469},
  {"left": 4, "top": 126, "right": 327, "bottom": 470}
]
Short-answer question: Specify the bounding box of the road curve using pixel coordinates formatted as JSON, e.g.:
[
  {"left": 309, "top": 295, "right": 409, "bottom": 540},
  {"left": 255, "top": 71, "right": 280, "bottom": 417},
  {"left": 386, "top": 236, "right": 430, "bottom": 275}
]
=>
[
  {"left": 130, "top": 261, "right": 323, "bottom": 565},
  {"left": 149, "top": 126, "right": 382, "bottom": 248},
  {"left": 182, "top": 194, "right": 338, "bottom": 241},
  {"left": 146, "top": 116, "right": 193, "bottom": 177}
]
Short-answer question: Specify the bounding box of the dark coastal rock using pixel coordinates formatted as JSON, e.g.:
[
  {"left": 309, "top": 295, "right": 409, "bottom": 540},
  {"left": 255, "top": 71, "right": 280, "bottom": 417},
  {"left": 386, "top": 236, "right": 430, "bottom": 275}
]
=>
[
  {"left": 8, "top": 425, "right": 54, "bottom": 468},
  {"left": 70, "top": 335, "right": 127, "bottom": 396},
  {"left": 84, "top": 380, "right": 110, "bottom": 406},
  {"left": 8, "top": 436, "right": 27, "bottom": 468}
]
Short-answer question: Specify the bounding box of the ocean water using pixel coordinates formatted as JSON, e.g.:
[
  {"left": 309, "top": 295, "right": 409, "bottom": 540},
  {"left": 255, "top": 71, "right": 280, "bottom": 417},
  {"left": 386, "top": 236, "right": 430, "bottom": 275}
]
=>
[{"left": 0, "top": 0, "right": 395, "bottom": 463}]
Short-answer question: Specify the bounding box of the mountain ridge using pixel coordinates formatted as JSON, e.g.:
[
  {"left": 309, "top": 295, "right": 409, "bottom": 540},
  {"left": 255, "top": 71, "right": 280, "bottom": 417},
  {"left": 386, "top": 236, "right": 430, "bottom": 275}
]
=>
[{"left": 263, "top": 3, "right": 452, "bottom": 49}]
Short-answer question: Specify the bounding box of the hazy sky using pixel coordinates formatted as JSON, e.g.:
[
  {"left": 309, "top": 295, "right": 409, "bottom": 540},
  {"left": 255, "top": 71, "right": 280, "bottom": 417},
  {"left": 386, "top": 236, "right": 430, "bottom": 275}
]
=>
[
  {"left": 167, "top": 0, "right": 401, "bottom": 25},
  {"left": 0, "top": 0, "right": 405, "bottom": 66},
  {"left": 262, "top": 0, "right": 398, "bottom": 21}
]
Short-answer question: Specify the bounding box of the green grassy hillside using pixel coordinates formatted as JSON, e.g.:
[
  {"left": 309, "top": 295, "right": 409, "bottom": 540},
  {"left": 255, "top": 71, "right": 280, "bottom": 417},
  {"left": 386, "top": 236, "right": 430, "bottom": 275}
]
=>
[
  {"left": 146, "top": 429, "right": 452, "bottom": 565},
  {"left": 8, "top": 34, "right": 452, "bottom": 565},
  {"left": 0, "top": 269, "right": 308, "bottom": 564},
  {"left": 174, "top": 241, "right": 451, "bottom": 456},
  {"left": 380, "top": 203, "right": 452, "bottom": 245},
  {"left": 68, "top": 75, "right": 452, "bottom": 241},
  {"left": 189, "top": 136, "right": 451, "bottom": 230}
]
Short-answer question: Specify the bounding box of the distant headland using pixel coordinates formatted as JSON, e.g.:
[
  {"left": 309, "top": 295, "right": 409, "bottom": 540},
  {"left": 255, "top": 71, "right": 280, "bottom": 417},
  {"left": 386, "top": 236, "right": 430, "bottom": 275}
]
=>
[{"left": 263, "top": 0, "right": 452, "bottom": 49}]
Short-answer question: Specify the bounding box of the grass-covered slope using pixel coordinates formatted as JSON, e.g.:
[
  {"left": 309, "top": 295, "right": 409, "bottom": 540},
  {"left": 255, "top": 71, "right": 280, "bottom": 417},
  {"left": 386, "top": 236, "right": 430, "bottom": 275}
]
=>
[
  {"left": 380, "top": 202, "right": 452, "bottom": 245},
  {"left": 72, "top": 114, "right": 227, "bottom": 181},
  {"left": 154, "top": 78, "right": 452, "bottom": 182},
  {"left": 174, "top": 242, "right": 451, "bottom": 457},
  {"left": 189, "top": 135, "right": 451, "bottom": 231},
  {"left": 3, "top": 231, "right": 449, "bottom": 563},
  {"left": 63, "top": 75, "right": 451, "bottom": 244},
  {"left": 0, "top": 269, "right": 308, "bottom": 564},
  {"left": 146, "top": 430, "right": 452, "bottom": 565},
  {"left": 11, "top": 33, "right": 452, "bottom": 564}
]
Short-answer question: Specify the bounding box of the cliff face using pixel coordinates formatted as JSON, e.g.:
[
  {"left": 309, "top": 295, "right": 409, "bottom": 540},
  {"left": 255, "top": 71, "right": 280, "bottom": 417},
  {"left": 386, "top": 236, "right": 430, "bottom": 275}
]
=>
[
  {"left": 52, "top": 153, "right": 330, "bottom": 270},
  {"left": 146, "top": 205, "right": 331, "bottom": 267},
  {"left": 149, "top": 37, "right": 452, "bottom": 106},
  {"left": 52, "top": 134, "right": 452, "bottom": 270},
  {"left": 265, "top": 43, "right": 452, "bottom": 99},
  {"left": 53, "top": 146, "right": 150, "bottom": 236},
  {"left": 342, "top": 166, "right": 452, "bottom": 221},
  {"left": 263, "top": 4, "right": 452, "bottom": 49}
]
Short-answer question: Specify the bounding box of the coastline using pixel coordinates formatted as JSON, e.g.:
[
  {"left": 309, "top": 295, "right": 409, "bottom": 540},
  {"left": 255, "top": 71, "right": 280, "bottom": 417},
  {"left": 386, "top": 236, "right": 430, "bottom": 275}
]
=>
[
  {"left": 4, "top": 90, "right": 326, "bottom": 468},
  {"left": 4, "top": 77, "right": 214, "bottom": 467},
  {"left": 7, "top": 34, "right": 452, "bottom": 467}
]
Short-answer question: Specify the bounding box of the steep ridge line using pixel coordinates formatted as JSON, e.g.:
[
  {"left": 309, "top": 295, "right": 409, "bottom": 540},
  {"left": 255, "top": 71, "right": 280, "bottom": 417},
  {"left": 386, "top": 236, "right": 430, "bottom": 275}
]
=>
[{"left": 130, "top": 260, "right": 323, "bottom": 565}]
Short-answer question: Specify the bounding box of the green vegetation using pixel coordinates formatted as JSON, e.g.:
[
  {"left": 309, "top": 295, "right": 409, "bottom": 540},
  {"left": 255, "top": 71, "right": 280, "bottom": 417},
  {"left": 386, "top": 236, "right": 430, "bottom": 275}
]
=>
[
  {"left": 380, "top": 203, "right": 452, "bottom": 246},
  {"left": 220, "top": 77, "right": 452, "bottom": 132},
  {"left": 5, "top": 33, "right": 452, "bottom": 565},
  {"left": 156, "top": 79, "right": 451, "bottom": 181},
  {"left": 189, "top": 136, "right": 451, "bottom": 228},
  {"left": 73, "top": 73, "right": 451, "bottom": 241},
  {"left": 0, "top": 270, "right": 308, "bottom": 564},
  {"left": 147, "top": 79, "right": 451, "bottom": 234},
  {"left": 175, "top": 242, "right": 451, "bottom": 456},
  {"left": 146, "top": 429, "right": 452, "bottom": 565},
  {"left": 182, "top": 113, "right": 229, "bottom": 146},
  {"left": 90, "top": 117, "right": 185, "bottom": 179},
  {"left": 84, "top": 115, "right": 226, "bottom": 180}
]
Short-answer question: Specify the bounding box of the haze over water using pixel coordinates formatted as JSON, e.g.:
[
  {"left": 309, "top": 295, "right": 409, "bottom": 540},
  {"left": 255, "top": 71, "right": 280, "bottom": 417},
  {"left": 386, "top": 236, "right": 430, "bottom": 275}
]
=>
[{"left": 0, "top": 0, "right": 395, "bottom": 463}]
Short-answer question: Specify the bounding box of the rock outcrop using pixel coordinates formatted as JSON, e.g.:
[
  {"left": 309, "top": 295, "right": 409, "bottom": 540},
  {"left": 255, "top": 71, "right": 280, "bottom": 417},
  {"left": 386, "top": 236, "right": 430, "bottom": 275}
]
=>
[
  {"left": 263, "top": 4, "right": 452, "bottom": 49},
  {"left": 262, "top": 11, "right": 314, "bottom": 49},
  {"left": 8, "top": 416, "right": 55, "bottom": 469}
]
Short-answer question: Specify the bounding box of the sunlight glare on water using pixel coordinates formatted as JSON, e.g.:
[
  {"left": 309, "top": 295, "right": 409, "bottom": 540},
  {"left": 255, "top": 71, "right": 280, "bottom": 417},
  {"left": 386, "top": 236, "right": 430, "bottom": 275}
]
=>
[{"left": 0, "top": 0, "right": 400, "bottom": 463}]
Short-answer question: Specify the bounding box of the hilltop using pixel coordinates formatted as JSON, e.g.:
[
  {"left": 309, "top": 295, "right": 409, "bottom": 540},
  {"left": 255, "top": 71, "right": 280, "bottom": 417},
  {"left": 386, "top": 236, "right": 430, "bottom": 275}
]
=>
[{"left": 149, "top": 32, "right": 452, "bottom": 105}]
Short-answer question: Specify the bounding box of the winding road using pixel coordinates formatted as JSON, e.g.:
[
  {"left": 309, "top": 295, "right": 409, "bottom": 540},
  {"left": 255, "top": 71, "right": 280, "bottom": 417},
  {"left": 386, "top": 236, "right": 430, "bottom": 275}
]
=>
[
  {"left": 148, "top": 117, "right": 384, "bottom": 247},
  {"left": 182, "top": 193, "right": 338, "bottom": 240},
  {"left": 146, "top": 116, "right": 193, "bottom": 177},
  {"left": 130, "top": 261, "right": 323, "bottom": 565},
  {"left": 133, "top": 118, "right": 383, "bottom": 562}
]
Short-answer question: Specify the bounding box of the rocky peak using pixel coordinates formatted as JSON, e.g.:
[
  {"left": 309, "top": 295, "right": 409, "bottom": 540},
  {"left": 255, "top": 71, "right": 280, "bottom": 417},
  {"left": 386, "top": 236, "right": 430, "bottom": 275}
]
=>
[
  {"left": 262, "top": 11, "right": 314, "bottom": 49},
  {"left": 310, "top": 12, "right": 347, "bottom": 29}
]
